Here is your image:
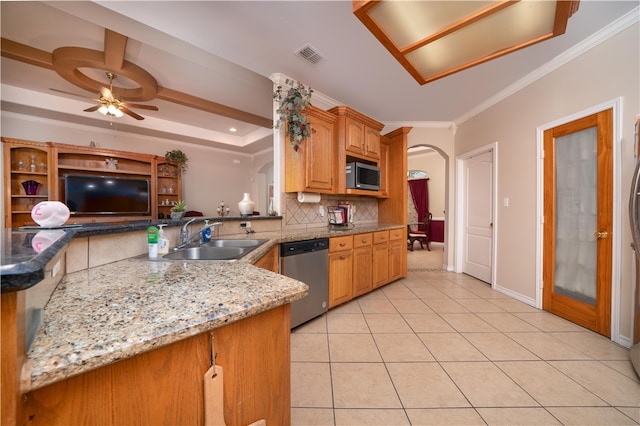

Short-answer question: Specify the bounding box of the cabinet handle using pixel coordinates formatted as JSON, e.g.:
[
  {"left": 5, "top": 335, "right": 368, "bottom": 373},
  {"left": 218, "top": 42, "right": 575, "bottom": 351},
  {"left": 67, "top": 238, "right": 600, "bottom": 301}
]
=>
[{"left": 339, "top": 243, "right": 346, "bottom": 247}]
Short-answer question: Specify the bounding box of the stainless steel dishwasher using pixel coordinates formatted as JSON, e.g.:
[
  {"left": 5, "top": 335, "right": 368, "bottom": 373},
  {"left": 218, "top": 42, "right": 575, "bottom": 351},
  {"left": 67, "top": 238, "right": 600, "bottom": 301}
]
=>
[{"left": 280, "top": 238, "right": 329, "bottom": 328}]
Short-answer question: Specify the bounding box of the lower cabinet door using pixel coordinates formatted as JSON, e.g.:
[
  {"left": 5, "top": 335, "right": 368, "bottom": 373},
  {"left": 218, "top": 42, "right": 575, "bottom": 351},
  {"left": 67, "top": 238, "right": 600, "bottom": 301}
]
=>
[
  {"left": 329, "top": 250, "right": 353, "bottom": 308},
  {"left": 372, "top": 243, "right": 389, "bottom": 288},
  {"left": 353, "top": 246, "right": 372, "bottom": 297},
  {"left": 388, "top": 239, "right": 404, "bottom": 282}
]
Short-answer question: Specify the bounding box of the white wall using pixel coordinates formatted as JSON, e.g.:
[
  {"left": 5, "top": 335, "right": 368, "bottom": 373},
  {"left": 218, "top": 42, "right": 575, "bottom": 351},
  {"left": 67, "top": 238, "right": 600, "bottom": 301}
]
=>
[
  {"left": 454, "top": 23, "right": 639, "bottom": 342},
  {"left": 1, "top": 113, "right": 273, "bottom": 218}
]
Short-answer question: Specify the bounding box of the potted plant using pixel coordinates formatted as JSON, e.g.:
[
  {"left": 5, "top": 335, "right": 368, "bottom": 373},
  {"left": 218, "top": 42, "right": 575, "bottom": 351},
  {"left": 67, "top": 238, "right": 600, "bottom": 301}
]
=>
[
  {"left": 273, "top": 79, "right": 315, "bottom": 151},
  {"left": 164, "top": 149, "right": 188, "bottom": 176},
  {"left": 170, "top": 200, "right": 187, "bottom": 220}
]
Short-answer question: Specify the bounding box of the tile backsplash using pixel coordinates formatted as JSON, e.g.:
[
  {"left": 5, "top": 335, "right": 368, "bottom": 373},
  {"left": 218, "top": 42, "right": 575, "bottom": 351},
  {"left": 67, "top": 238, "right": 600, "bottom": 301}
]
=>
[{"left": 283, "top": 193, "right": 378, "bottom": 230}]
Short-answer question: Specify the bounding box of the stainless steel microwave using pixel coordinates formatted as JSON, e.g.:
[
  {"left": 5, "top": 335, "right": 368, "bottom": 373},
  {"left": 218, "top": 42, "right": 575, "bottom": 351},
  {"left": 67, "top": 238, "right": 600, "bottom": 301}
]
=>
[{"left": 346, "top": 162, "right": 380, "bottom": 191}]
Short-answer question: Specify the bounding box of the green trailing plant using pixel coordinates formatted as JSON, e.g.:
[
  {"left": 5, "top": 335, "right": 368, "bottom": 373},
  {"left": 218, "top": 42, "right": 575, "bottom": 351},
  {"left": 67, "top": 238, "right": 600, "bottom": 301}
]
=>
[
  {"left": 273, "top": 79, "right": 315, "bottom": 151},
  {"left": 164, "top": 149, "right": 188, "bottom": 176},
  {"left": 171, "top": 200, "right": 187, "bottom": 212}
]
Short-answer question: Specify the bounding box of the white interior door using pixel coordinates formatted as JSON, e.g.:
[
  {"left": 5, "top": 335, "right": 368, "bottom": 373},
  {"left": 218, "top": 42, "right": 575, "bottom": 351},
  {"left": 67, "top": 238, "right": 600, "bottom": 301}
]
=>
[{"left": 462, "top": 150, "right": 494, "bottom": 283}]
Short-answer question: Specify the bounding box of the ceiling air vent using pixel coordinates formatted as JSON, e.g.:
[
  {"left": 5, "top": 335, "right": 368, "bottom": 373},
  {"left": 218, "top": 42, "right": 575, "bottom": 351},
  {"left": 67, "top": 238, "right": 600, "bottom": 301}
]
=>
[{"left": 295, "top": 44, "right": 324, "bottom": 65}]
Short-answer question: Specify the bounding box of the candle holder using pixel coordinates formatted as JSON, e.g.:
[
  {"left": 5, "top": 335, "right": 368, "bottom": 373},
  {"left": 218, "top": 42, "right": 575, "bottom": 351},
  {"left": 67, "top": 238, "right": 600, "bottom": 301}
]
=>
[{"left": 216, "top": 201, "right": 230, "bottom": 217}]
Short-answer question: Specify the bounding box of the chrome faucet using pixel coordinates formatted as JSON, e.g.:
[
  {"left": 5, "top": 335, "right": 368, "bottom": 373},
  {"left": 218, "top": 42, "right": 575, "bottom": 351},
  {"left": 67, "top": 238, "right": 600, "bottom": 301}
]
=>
[
  {"left": 180, "top": 217, "right": 197, "bottom": 245},
  {"left": 176, "top": 219, "right": 223, "bottom": 250}
]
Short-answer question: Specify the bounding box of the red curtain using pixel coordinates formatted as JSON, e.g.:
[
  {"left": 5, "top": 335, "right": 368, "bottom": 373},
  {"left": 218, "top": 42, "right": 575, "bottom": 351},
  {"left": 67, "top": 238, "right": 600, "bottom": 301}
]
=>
[{"left": 408, "top": 178, "right": 429, "bottom": 222}]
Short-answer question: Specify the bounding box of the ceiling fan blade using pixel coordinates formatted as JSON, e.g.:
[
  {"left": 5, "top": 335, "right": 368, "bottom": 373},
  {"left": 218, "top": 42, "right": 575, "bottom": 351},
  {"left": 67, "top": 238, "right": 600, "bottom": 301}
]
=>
[
  {"left": 125, "top": 103, "right": 159, "bottom": 111},
  {"left": 50, "top": 88, "right": 91, "bottom": 99},
  {"left": 84, "top": 105, "right": 101, "bottom": 112},
  {"left": 120, "top": 106, "right": 145, "bottom": 120}
]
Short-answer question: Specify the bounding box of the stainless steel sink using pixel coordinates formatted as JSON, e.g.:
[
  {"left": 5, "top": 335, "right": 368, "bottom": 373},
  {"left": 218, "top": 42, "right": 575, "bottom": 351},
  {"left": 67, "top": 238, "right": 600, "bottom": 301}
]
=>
[
  {"left": 162, "top": 239, "right": 268, "bottom": 261},
  {"left": 206, "top": 239, "right": 268, "bottom": 249}
]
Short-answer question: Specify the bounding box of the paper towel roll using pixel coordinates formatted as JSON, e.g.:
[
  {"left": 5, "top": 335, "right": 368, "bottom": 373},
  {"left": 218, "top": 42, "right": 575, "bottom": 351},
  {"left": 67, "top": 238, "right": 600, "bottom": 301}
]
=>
[{"left": 297, "top": 192, "right": 321, "bottom": 203}]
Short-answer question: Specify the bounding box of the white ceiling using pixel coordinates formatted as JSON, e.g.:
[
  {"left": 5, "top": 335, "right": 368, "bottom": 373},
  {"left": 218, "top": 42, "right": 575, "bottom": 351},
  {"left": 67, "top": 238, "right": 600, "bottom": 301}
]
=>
[{"left": 1, "top": 1, "right": 637, "bottom": 154}]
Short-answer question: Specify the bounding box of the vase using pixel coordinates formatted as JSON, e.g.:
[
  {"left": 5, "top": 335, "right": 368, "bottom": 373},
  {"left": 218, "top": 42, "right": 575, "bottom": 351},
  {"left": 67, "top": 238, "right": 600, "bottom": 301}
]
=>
[
  {"left": 30, "top": 201, "right": 70, "bottom": 227},
  {"left": 170, "top": 211, "right": 185, "bottom": 220},
  {"left": 22, "top": 180, "right": 40, "bottom": 195},
  {"left": 238, "top": 193, "right": 255, "bottom": 216}
]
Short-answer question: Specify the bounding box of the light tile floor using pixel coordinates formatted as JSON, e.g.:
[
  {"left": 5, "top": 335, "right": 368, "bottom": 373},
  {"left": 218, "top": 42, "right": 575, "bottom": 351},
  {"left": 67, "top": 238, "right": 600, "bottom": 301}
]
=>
[{"left": 291, "top": 269, "right": 640, "bottom": 425}]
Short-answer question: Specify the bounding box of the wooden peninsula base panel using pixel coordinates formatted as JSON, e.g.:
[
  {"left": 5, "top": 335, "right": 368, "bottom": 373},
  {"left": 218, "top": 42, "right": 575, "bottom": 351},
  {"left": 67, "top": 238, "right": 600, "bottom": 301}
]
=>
[{"left": 22, "top": 305, "right": 291, "bottom": 425}]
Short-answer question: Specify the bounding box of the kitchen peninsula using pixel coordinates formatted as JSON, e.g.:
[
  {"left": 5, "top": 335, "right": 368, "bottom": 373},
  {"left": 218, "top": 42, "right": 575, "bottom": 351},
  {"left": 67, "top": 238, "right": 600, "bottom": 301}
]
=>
[{"left": 1, "top": 219, "right": 404, "bottom": 425}]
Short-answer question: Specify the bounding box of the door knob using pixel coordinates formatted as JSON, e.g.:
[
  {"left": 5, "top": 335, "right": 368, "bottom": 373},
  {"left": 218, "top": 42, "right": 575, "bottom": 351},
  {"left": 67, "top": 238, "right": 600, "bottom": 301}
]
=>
[{"left": 594, "top": 230, "right": 609, "bottom": 239}]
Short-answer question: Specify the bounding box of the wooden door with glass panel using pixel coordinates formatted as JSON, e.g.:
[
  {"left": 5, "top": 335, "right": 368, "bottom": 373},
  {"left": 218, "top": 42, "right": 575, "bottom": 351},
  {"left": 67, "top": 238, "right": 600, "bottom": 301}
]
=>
[{"left": 543, "top": 109, "right": 613, "bottom": 336}]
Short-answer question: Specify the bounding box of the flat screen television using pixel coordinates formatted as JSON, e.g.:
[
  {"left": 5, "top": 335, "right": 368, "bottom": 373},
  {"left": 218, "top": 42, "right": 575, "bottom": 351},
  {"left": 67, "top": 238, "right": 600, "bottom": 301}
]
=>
[{"left": 64, "top": 174, "right": 150, "bottom": 215}]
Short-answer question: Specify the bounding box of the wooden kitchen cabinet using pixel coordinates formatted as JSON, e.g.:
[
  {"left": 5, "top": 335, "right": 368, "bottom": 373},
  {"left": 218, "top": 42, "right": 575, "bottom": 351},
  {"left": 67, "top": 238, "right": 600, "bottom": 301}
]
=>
[
  {"left": 329, "top": 106, "right": 384, "bottom": 195},
  {"left": 22, "top": 305, "right": 291, "bottom": 426},
  {"left": 364, "top": 125, "right": 381, "bottom": 160},
  {"left": 352, "top": 233, "right": 373, "bottom": 297},
  {"left": 388, "top": 228, "right": 406, "bottom": 282},
  {"left": 284, "top": 106, "right": 337, "bottom": 194},
  {"left": 254, "top": 245, "right": 278, "bottom": 272},
  {"left": 330, "top": 106, "right": 383, "bottom": 162},
  {"left": 328, "top": 229, "right": 404, "bottom": 306},
  {"left": 2, "top": 138, "right": 52, "bottom": 228},
  {"left": 372, "top": 230, "right": 390, "bottom": 288},
  {"left": 344, "top": 117, "right": 364, "bottom": 155},
  {"left": 328, "top": 235, "right": 353, "bottom": 308}
]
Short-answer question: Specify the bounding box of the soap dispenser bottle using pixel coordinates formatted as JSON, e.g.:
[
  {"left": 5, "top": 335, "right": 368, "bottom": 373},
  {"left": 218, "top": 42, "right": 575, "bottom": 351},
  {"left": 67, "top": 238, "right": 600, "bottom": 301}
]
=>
[
  {"left": 201, "top": 219, "right": 212, "bottom": 243},
  {"left": 147, "top": 226, "right": 158, "bottom": 259},
  {"left": 157, "top": 224, "right": 170, "bottom": 255}
]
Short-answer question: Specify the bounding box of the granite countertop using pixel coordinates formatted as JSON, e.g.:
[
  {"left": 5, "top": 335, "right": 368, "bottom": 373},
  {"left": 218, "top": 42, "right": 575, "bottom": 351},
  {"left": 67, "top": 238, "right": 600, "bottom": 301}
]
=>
[
  {"left": 0, "top": 229, "right": 74, "bottom": 292},
  {"left": 1, "top": 220, "right": 402, "bottom": 292},
  {"left": 13, "top": 221, "right": 403, "bottom": 392},
  {"left": 0, "top": 215, "right": 282, "bottom": 293},
  {"left": 24, "top": 259, "right": 307, "bottom": 392}
]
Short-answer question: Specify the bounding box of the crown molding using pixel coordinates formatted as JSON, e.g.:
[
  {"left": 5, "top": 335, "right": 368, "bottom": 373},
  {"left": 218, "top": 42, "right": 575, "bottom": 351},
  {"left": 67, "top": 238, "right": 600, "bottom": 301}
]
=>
[
  {"left": 381, "top": 120, "right": 456, "bottom": 135},
  {"left": 269, "top": 72, "right": 341, "bottom": 111},
  {"left": 455, "top": 6, "right": 640, "bottom": 125}
]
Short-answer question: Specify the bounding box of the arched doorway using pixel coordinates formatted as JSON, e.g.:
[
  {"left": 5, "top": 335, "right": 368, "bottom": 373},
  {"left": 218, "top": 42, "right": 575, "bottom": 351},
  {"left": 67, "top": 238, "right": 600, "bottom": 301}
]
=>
[{"left": 407, "top": 145, "right": 449, "bottom": 266}]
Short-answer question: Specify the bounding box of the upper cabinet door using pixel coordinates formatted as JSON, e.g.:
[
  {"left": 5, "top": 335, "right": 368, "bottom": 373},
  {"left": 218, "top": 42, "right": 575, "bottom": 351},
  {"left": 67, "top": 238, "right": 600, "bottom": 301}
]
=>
[
  {"left": 305, "top": 110, "right": 335, "bottom": 191},
  {"left": 345, "top": 117, "right": 365, "bottom": 156},
  {"left": 364, "top": 125, "right": 380, "bottom": 160},
  {"left": 284, "top": 106, "right": 337, "bottom": 194}
]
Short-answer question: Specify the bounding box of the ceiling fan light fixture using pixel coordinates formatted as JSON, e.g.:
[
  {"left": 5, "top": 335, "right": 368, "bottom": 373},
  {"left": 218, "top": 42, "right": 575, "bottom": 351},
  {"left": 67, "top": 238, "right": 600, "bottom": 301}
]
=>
[{"left": 98, "top": 105, "right": 109, "bottom": 115}]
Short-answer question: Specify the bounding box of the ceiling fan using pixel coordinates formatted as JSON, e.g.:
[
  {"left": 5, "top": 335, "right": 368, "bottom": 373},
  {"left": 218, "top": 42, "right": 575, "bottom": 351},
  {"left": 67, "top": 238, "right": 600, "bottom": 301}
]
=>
[{"left": 51, "top": 71, "right": 158, "bottom": 120}]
